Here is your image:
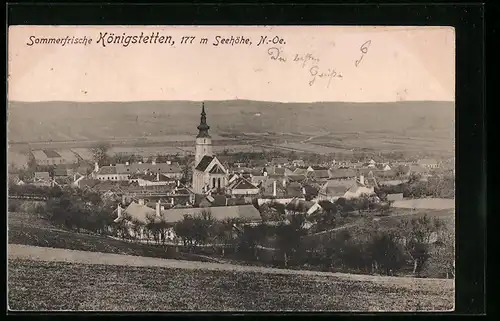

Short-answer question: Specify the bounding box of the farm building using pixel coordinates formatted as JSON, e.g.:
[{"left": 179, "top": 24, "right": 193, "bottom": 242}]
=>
[{"left": 32, "top": 150, "right": 78, "bottom": 166}]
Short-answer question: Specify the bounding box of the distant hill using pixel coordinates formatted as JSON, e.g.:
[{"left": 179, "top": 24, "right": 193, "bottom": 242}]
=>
[{"left": 7, "top": 100, "right": 455, "bottom": 146}]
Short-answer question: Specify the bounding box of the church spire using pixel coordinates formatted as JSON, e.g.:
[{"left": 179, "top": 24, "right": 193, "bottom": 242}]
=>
[{"left": 197, "top": 102, "right": 211, "bottom": 138}]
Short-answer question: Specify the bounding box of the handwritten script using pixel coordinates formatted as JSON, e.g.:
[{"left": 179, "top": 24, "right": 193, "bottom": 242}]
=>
[
  {"left": 355, "top": 40, "right": 372, "bottom": 67},
  {"left": 266, "top": 40, "right": 371, "bottom": 88}
]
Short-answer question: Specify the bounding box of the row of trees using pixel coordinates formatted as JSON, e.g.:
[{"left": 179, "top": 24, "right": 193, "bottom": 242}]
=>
[
  {"left": 166, "top": 207, "right": 454, "bottom": 278},
  {"left": 377, "top": 174, "right": 455, "bottom": 199}
]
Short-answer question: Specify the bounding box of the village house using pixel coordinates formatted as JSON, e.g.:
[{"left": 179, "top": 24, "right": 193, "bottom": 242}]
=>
[
  {"left": 258, "top": 179, "right": 287, "bottom": 198},
  {"left": 226, "top": 176, "right": 260, "bottom": 196},
  {"left": 265, "top": 165, "right": 293, "bottom": 178},
  {"left": 317, "top": 178, "right": 356, "bottom": 201},
  {"left": 270, "top": 157, "right": 289, "bottom": 167},
  {"left": 417, "top": 158, "right": 440, "bottom": 169},
  {"left": 291, "top": 159, "right": 305, "bottom": 167},
  {"left": 114, "top": 201, "right": 262, "bottom": 242},
  {"left": 93, "top": 161, "right": 183, "bottom": 182},
  {"left": 306, "top": 166, "right": 330, "bottom": 180},
  {"left": 328, "top": 168, "right": 357, "bottom": 181},
  {"left": 53, "top": 165, "right": 74, "bottom": 178},
  {"left": 114, "top": 202, "right": 177, "bottom": 243},
  {"left": 129, "top": 172, "right": 178, "bottom": 187},
  {"left": 31, "top": 171, "right": 53, "bottom": 187},
  {"left": 292, "top": 167, "right": 309, "bottom": 176}
]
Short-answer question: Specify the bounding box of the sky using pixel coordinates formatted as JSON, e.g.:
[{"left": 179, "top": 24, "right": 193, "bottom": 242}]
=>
[{"left": 8, "top": 26, "right": 455, "bottom": 103}]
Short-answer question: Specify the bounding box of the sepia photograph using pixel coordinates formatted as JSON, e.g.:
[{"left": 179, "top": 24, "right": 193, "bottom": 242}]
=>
[{"left": 7, "top": 25, "right": 455, "bottom": 312}]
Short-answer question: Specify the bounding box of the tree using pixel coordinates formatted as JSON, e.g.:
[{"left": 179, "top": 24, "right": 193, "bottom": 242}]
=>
[
  {"left": 145, "top": 214, "right": 161, "bottom": 244},
  {"left": 174, "top": 215, "right": 196, "bottom": 248},
  {"left": 91, "top": 142, "right": 111, "bottom": 166},
  {"left": 212, "top": 218, "right": 240, "bottom": 256},
  {"left": 275, "top": 214, "right": 308, "bottom": 267},
  {"left": 192, "top": 210, "right": 215, "bottom": 246},
  {"left": 130, "top": 218, "right": 145, "bottom": 241},
  {"left": 368, "top": 230, "right": 406, "bottom": 275},
  {"left": 396, "top": 215, "right": 437, "bottom": 276},
  {"left": 422, "top": 219, "right": 455, "bottom": 278}
]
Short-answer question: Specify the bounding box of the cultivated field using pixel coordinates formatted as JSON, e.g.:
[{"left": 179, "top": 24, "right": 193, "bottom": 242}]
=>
[
  {"left": 8, "top": 257, "right": 454, "bottom": 311},
  {"left": 8, "top": 100, "right": 454, "bottom": 157}
]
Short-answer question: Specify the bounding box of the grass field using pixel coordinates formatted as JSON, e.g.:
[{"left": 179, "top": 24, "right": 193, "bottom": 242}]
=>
[
  {"left": 8, "top": 212, "right": 210, "bottom": 263},
  {"left": 8, "top": 258, "right": 454, "bottom": 311}
]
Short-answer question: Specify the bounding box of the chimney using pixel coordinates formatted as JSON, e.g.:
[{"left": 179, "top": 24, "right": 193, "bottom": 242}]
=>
[
  {"left": 273, "top": 180, "right": 277, "bottom": 197},
  {"left": 171, "top": 197, "right": 174, "bottom": 205},
  {"left": 360, "top": 175, "right": 365, "bottom": 185},
  {"left": 156, "top": 200, "right": 161, "bottom": 217},
  {"left": 125, "top": 161, "right": 129, "bottom": 166},
  {"left": 302, "top": 187, "right": 306, "bottom": 195},
  {"left": 283, "top": 178, "right": 287, "bottom": 188},
  {"left": 157, "top": 173, "right": 160, "bottom": 181},
  {"left": 117, "top": 204, "right": 122, "bottom": 218},
  {"left": 177, "top": 180, "right": 180, "bottom": 187},
  {"left": 94, "top": 162, "right": 99, "bottom": 172}
]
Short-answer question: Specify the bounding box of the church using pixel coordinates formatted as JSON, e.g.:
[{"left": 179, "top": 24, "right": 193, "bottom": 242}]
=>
[{"left": 191, "top": 103, "right": 228, "bottom": 194}]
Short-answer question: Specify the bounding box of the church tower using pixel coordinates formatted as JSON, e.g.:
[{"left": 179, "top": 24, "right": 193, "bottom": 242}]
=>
[{"left": 194, "top": 102, "right": 213, "bottom": 167}]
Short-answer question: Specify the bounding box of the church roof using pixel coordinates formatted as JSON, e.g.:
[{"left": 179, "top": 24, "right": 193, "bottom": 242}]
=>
[
  {"left": 197, "top": 103, "right": 211, "bottom": 138},
  {"left": 209, "top": 164, "right": 226, "bottom": 174},
  {"left": 195, "top": 155, "right": 214, "bottom": 171}
]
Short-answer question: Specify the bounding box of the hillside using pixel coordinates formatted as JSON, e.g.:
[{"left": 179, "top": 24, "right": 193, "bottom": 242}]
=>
[{"left": 7, "top": 100, "right": 454, "bottom": 144}]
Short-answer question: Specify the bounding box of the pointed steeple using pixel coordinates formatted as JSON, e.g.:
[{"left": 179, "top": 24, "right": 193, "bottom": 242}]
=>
[{"left": 197, "top": 102, "right": 211, "bottom": 138}]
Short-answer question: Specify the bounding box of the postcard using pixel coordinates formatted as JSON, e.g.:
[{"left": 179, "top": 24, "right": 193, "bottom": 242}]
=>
[{"left": 7, "top": 25, "right": 455, "bottom": 312}]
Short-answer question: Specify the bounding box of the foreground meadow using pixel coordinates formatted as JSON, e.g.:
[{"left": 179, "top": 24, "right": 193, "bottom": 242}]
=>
[{"left": 8, "top": 258, "right": 454, "bottom": 312}]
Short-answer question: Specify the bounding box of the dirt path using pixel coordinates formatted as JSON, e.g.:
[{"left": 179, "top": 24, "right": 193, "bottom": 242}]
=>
[{"left": 8, "top": 244, "right": 452, "bottom": 287}]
